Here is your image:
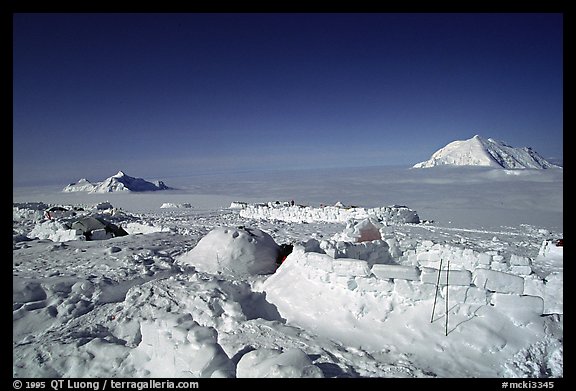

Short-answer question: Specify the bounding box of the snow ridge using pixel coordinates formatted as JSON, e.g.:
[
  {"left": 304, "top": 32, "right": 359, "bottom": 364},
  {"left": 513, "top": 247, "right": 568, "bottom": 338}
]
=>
[
  {"left": 63, "top": 171, "right": 171, "bottom": 193},
  {"left": 413, "top": 135, "right": 560, "bottom": 169}
]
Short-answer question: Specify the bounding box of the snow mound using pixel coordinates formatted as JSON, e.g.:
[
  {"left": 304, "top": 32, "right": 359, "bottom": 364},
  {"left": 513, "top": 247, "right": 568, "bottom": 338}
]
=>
[
  {"left": 413, "top": 135, "right": 561, "bottom": 169},
  {"left": 129, "top": 313, "right": 235, "bottom": 378},
  {"left": 63, "top": 171, "right": 172, "bottom": 193},
  {"left": 177, "top": 227, "right": 281, "bottom": 278},
  {"left": 229, "top": 201, "right": 248, "bottom": 210},
  {"left": 236, "top": 348, "right": 324, "bottom": 378},
  {"left": 160, "top": 202, "right": 192, "bottom": 209},
  {"left": 239, "top": 202, "right": 420, "bottom": 224},
  {"left": 27, "top": 214, "right": 131, "bottom": 242},
  {"left": 28, "top": 220, "right": 85, "bottom": 242}
]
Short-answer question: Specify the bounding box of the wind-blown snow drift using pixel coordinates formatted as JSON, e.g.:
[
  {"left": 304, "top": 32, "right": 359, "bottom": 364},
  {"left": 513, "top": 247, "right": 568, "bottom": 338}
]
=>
[
  {"left": 63, "top": 171, "right": 171, "bottom": 193},
  {"left": 413, "top": 135, "right": 560, "bottom": 169}
]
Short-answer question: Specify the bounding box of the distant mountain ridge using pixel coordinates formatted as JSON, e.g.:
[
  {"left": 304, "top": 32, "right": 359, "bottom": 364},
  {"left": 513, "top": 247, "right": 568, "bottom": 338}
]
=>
[
  {"left": 413, "top": 135, "right": 561, "bottom": 169},
  {"left": 63, "top": 171, "right": 172, "bottom": 193}
]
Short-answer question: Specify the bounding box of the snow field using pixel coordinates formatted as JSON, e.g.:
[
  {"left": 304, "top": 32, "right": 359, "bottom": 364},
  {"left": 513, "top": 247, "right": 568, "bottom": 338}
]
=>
[{"left": 13, "top": 186, "right": 563, "bottom": 378}]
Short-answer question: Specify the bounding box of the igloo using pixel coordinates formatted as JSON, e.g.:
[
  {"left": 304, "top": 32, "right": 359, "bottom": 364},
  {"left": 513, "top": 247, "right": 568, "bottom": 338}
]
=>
[{"left": 178, "top": 227, "right": 281, "bottom": 278}]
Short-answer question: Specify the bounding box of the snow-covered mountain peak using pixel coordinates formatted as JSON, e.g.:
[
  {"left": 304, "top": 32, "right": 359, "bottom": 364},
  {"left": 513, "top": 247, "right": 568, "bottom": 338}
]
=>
[
  {"left": 63, "top": 171, "right": 172, "bottom": 193},
  {"left": 413, "top": 135, "right": 560, "bottom": 169}
]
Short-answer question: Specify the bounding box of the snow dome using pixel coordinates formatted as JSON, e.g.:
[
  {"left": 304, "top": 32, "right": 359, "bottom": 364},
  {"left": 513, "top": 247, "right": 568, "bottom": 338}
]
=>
[{"left": 177, "top": 227, "right": 281, "bottom": 278}]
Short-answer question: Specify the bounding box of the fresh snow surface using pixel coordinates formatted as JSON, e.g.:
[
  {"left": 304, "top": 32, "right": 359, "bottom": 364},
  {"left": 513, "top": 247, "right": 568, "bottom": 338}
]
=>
[
  {"left": 63, "top": 171, "right": 171, "bottom": 193},
  {"left": 13, "top": 166, "right": 563, "bottom": 379},
  {"left": 413, "top": 135, "right": 561, "bottom": 169}
]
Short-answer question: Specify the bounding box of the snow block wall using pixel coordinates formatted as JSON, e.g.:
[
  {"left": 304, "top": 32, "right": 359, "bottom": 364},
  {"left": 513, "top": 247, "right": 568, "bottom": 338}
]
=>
[
  {"left": 263, "top": 237, "right": 563, "bottom": 342},
  {"left": 400, "top": 239, "right": 562, "bottom": 315},
  {"left": 319, "top": 239, "right": 393, "bottom": 267},
  {"left": 472, "top": 269, "right": 524, "bottom": 294},
  {"left": 371, "top": 264, "right": 420, "bottom": 281},
  {"left": 239, "top": 203, "right": 420, "bottom": 224},
  {"left": 420, "top": 267, "right": 472, "bottom": 286}
]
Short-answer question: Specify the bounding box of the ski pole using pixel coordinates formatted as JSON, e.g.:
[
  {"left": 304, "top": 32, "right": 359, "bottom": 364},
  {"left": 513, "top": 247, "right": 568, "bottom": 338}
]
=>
[{"left": 431, "top": 257, "right": 443, "bottom": 323}]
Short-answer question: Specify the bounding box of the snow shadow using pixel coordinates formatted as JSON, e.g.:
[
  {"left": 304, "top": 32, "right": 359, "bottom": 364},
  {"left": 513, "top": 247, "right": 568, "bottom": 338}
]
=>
[{"left": 238, "top": 290, "right": 285, "bottom": 323}]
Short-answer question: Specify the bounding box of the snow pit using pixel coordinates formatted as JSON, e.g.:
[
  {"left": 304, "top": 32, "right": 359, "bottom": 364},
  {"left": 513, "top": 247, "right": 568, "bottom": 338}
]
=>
[
  {"left": 236, "top": 348, "right": 324, "bottom": 378},
  {"left": 177, "top": 227, "right": 281, "bottom": 278}
]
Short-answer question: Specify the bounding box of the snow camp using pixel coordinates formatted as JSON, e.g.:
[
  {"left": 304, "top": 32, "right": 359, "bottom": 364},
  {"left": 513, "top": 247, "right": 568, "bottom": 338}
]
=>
[{"left": 13, "top": 12, "right": 562, "bottom": 381}]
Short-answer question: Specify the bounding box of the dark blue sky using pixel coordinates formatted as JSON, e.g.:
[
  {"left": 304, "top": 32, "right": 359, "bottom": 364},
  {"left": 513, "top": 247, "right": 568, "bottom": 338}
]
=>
[{"left": 13, "top": 13, "right": 563, "bottom": 185}]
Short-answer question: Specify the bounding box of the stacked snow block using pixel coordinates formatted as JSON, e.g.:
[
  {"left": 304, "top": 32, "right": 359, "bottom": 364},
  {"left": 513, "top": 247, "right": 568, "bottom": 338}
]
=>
[
  {"left": 393, "top": 279, "right": 436, "bottom": 301},
  {"left": 541, "top": 272, "right": 563, "bottom": 314},
  {"left": 330, "top": 258, "right": 372, "bottom": 290},
  {"left": 239, "top": 203, "right": 420, "bottom": 224},
  {"left": 472, "top": 269, "right": 524, "bottom": 294},
  {"left": 508, "top": 254, "right": 532, "bottom": 275},
  {"left": 420, "top": 267, "right": 472, "bottom": 286},
  {"left": 332, "top": 258, "right": 372, "bottom": 277},
  {"left": 371, "top": 264, "right": 420, "bottom": 281},
  {"left": 285, "top": 237, "right": 561, "bottom": 316},
  {"left": 369, "top": 239, "right": 560, "bottom": 315},
  {"left": 385, "top": 239, "right": 561, "bottom": 315},
  {"left": 439, "top": 286, "right": 489, "bottom": 305},
  {"left": 320, "top": 239, "right": 393, "bottom": 267}
]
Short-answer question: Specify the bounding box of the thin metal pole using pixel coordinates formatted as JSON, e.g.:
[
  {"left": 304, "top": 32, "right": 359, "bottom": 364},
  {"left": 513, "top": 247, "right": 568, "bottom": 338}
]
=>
[
  {"left": 430, "top": 258, "right": 443, "bottom": 323},
  {"left": 445, "top": 258, "right": 450, "bottom": 336}
]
